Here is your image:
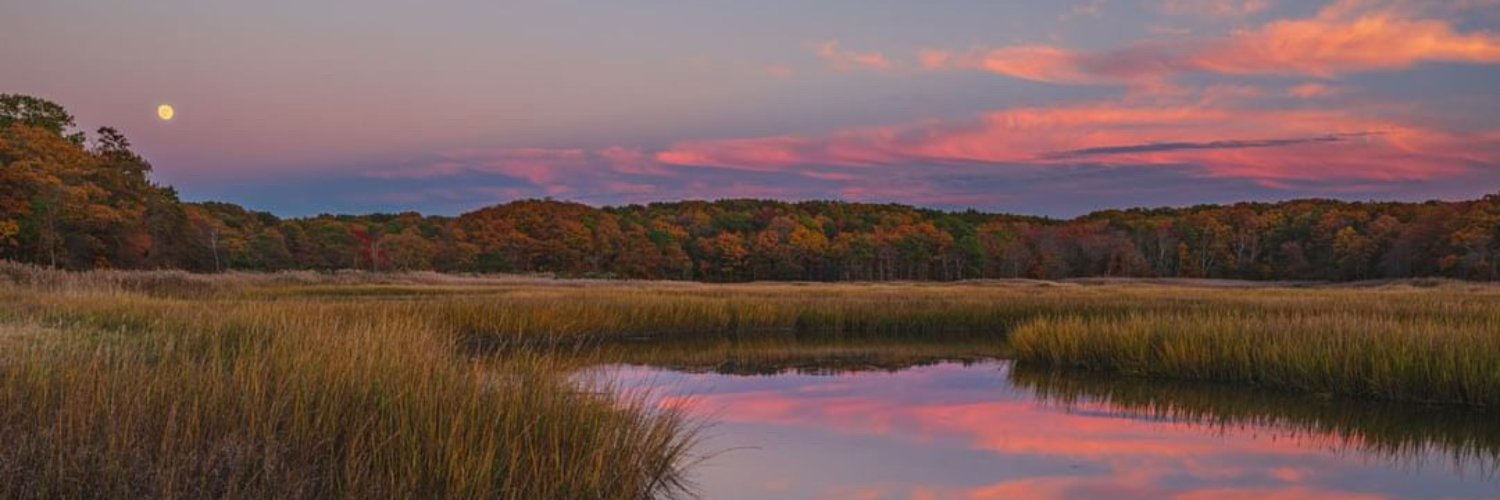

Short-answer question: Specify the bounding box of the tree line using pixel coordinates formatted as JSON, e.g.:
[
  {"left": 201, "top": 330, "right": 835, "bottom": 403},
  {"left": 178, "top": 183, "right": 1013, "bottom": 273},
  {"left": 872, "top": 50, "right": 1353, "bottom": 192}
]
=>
[{"left": 3, "top": 94, "right": 1497, "bottom": 281}]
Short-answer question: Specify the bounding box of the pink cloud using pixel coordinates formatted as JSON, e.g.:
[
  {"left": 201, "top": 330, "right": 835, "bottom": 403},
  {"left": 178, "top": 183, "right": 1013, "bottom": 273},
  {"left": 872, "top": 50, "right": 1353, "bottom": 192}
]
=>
[
  {"left": 363, "top": 161, "right": 470, "bottom": 180},
  {"left": 1288, "top": 82, "right": 1348, "bottom": 98},
  {"left": 450, "top": 148, "right": 588, "bottom": 185},
  {"left": 923, "top": 45, "right": 1181, "bottom": 87},
  {"left": 817, "top": 41, "right": 896, "bottom": 71},
  {"left": 360, "top": 43, "right": 1494, "bottom": 206},
  {"left": 360, "top": 96, "right": 1492, "bottom": 208},
  {"left": 656, "top": 101, "right": 1491, "bottom": 185},
  {"left": 926, "top": 2, "right": 1500, "bottom": 85},
  {"left": 800, "top": 170, "right": 860, "bottom": 181},
  {"left": 1158, "top": 0, "right": 1271, "bottom": 18},
  {"left": 363, "top": 146, "right": 673, "bottom": 188},
  {"left": 1191, "top": 2, "right": 1500, "bottom": 76},
  {"left": 1172, "top": 486, "right": 1387, "bottom": 500},
  {"left": 364, "top": 148, "right": 592, "bottom": 186},
  {"left": 655, "top": 136, "right": 831, "bottom": 171},
  {"left": 597, "top": 146, "right": 670, "bottom": 176}
]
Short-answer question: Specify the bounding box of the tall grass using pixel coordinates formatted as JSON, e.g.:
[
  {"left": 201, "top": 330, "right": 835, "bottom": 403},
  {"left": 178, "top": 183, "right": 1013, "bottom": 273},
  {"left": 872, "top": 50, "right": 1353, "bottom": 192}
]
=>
[
  {"left": 0, "top": 260, "right": 564, "bottom": 298},
  {"left": 0, "top": 291, "right": 696, "bottom": 499},
  {"left": 1, "top": 262, "right": 1495, "bottom": 498},
  {"left": 1010, "top": 309, "right": 1500, "bottom": 406},
  {"left": 430, "top": 287, "right": 1063, "bottom": 345},
  {"left": 1010, "top": 367, "right": 1500, "bottom": 474},
  {"left": 576, "top": 337, "right": 1011, "bottom": 376}
]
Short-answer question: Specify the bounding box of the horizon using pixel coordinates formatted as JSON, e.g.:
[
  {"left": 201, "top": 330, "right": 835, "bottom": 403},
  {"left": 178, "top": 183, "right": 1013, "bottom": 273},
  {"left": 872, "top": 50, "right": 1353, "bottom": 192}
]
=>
[
  {"left": 189, "top": 192, "right": 1497, "bottom": 222},
  {"left": 5, "top": 1, "right": 1498, "bottom": 218}
]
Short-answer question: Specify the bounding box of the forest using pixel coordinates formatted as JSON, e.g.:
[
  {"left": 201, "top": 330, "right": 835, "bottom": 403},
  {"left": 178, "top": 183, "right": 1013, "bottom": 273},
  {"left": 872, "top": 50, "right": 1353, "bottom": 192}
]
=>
[{"left": 3, "top": 93, "right": 1498, "bottom": 282}]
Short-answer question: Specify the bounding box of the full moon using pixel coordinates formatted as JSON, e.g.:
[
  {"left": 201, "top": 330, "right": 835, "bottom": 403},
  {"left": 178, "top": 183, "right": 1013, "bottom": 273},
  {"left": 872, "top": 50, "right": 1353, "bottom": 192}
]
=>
[{"left": 157, "top": 104, "right": 175, "bottom": 121}]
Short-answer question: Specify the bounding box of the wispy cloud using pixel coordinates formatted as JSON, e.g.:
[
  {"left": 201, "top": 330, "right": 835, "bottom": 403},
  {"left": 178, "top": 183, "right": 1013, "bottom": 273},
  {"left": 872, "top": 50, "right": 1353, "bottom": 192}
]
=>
[
  {"left": 337, "top": 1, "right": 1500, "bottom": 214},
  {"left": 1192, "top": 1, "right": 1500, "bottom": 76},
  {"left": 1041, "top": 132, "right": 1378, "bottom": 159},
  {"left": 352, "top": 89, "right": 1494, "bottom": 215},
  {"left": 924, "top": 1, "right": 1500, "bottom": 86},
  {"left": 655, "top": 101, "right": 1488, "bottom": 186},
  {"left": 362, "top": 147, "right": 668, "bottom": 194},
  {"left": 1060, "top": 0, "right": 1108, "bottom": 22},
  {"left": 1288, "top": 82, "right": 1348, "bottom": 98},
  {"left": 817, "top": 41, "right": 895, "bottom": 71},
  {"left": 1157, "top": 0, "right": 1271, "bottom": 18}
]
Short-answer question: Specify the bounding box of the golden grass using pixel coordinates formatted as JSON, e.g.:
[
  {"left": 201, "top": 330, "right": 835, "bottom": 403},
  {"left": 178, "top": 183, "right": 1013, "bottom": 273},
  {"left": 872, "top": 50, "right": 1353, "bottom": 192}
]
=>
[
  {"left": 1011, "top": 307, "right": 1500, "bottom": 406},
  {"left": 1, "top": 262, "right": 1496, "bottom": 497},
  {"left": 575, "top": 337, "right": 1011, "bottom": 376},
  {"left": 1010, "top": 367, "right": 1500, "bottom": 473},
  {"left": 0, "top": 291, "right": 696, "bottom": 499}
]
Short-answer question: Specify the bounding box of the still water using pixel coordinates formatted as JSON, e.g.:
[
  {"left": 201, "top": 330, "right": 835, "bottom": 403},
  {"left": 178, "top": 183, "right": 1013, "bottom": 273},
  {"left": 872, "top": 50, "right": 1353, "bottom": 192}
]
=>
[{"left": 591, "top": 359, "right": 1499, "bottom": 499}]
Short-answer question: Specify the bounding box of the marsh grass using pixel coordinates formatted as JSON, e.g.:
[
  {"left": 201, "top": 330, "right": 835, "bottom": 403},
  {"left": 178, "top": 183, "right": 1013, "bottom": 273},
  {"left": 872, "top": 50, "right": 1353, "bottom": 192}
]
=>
[
  {"left": 1011, "top": 308, "right": 1500, "bottom": 406},
  {"left": 572, "top": 337, "right": 1012, "bottom": 376},
  {"left": 1, "top": 263, "right": 1496, "bottom": 498},
  {"left": 1011, "top": 367, "right": 1500, "bottom": 474},
  {"left": 0, "top": 260, "right": 562, "bottom": 299},
  {"left": 430, "top": 288, "right": 1056, "bottom": 344},
  {"left": 0, "top": 291, "right": 697, "bottom": 499}
]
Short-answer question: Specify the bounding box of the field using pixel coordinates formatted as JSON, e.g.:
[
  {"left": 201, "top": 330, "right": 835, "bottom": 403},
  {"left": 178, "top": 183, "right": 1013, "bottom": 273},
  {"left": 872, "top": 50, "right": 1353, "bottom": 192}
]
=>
[{"left": 0, "top": 263, "right": 1497, "bottom": 497}]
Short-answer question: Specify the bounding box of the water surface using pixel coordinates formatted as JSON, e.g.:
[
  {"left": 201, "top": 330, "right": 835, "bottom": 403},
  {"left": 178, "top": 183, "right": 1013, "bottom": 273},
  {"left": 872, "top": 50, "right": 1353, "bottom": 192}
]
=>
[{"left": 592, "top": 359, "right": 1499, "bottom": 499}]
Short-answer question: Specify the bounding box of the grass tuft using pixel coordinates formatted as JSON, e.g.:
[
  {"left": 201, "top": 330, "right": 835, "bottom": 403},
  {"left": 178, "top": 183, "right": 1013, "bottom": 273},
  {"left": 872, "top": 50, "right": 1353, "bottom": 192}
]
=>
[{"left": 1011, "top": 309, "right": 1500, "bottom": 406}]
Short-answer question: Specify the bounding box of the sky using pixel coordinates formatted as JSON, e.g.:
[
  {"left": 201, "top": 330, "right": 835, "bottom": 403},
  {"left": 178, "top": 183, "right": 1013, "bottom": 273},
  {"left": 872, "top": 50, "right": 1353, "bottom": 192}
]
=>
[{"left": 3, "top": 0, "right": 1498, "bottom": 217}]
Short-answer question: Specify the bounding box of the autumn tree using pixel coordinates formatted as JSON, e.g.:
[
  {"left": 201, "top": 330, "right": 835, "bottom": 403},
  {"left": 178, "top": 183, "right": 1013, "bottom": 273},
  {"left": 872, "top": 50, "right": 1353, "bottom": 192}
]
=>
[
  {"left": 0, "top": 94, "right": 85, "bottom": 144},
  {"left": 2, "top": 94, "right": 1496, "bottom": 284},
  {"left": 0, "top": 122, "right": 106, "bottom": 267}
]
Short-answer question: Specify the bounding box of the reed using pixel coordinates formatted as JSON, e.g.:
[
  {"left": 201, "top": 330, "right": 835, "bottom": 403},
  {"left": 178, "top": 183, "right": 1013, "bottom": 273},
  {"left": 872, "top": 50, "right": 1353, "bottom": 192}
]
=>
[
  {"left": 1009, "top": 367, "right": 1500, "bottom": 473},
  {"left": 575, "top": 337, "right": 1012, "bottom": 376},
  {"left": 429, "top": 287, "right": 1064, "bottom": 344},
  {"left": 1010, "top": 308, "right": 1500, "bottom": 406},
  {"left": 0, "top": 291, "right": 697, "bottom": 499}
]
